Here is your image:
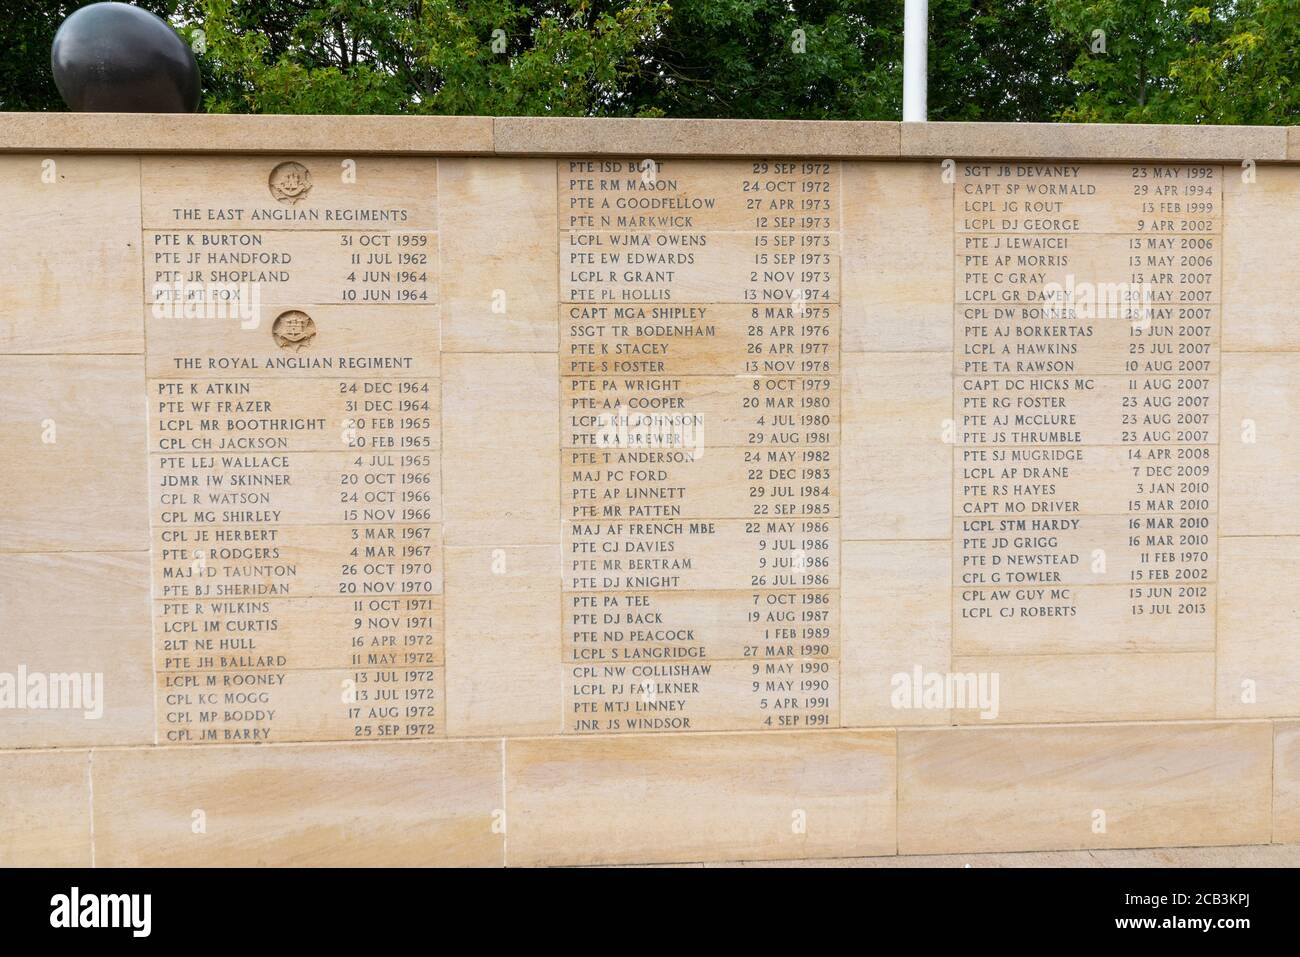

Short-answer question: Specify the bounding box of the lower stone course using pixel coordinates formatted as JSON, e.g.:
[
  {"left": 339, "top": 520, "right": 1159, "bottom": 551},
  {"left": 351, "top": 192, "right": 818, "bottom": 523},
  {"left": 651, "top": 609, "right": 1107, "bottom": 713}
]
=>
[
  {"left": 705, "top": 844, "right": 1300, "bottom": 868},
  {"left": 1, "top": 720, "right": 1294, "bottom": 867}
]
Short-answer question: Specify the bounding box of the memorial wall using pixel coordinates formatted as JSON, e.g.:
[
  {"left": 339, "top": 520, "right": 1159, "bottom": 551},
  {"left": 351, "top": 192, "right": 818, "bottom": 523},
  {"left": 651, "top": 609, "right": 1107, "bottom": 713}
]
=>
[{"left": 1, "top": 114, "right": 1299, "bottom": 866}]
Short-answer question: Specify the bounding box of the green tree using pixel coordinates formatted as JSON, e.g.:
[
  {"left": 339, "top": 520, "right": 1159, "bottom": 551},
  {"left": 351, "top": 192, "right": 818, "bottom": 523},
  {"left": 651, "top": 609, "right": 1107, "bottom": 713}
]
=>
[
  {"left": 614, "top": 0, "right": 1078, "bottom": 121},
  {"left": 619, "top": 0, "right": 901, "bottom": 119},
  {"left": 199, "top": 0, "right": 670, "bottom": 114},
  {"left": 1046, "top": 0, "right": 1299, "bottom": 123},
  {"left": 1165, "top": 0, "right": 1300, "bottom": 123},
  {"left": 927, "top": 0, "right": 1078, "bottom": 121},
  {"left": 3, "top": 0, "right": 1297, "bottom": 122},
  {"left": 1046, "top": 0, "right": 1227, "bottom": 121},
  {"left": 195, "top": 0, "right": 1088, "bottom": 120}
]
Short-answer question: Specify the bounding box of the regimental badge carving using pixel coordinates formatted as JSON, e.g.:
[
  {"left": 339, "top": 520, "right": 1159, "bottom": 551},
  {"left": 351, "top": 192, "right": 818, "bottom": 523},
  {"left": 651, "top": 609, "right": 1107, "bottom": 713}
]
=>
[
  {"left": 272, "top": 310, "right": 316, "bottom": 351},
  {"left": 268, "top": 161, "right": 312, "bottom": 204}
]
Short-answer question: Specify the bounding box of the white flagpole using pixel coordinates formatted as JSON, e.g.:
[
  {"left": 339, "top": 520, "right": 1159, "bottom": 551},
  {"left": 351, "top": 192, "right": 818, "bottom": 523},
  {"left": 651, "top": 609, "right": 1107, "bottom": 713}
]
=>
[{"left": 903, "top": 0, "right": 929, "bottom": 122}]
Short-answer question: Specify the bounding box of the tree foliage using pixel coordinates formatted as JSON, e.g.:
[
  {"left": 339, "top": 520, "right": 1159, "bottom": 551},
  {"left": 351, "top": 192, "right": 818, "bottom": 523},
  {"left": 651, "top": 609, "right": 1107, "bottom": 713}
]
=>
[
  {"left": 927, "top": 0, "right": 1080, "bottom": 121},
  {"left": 1048, "top": 0, "right": 1299, "bottom": 123},
  {"left": 198, "top": 0, "right": 671, "bottom": 114},
  {"left": 620, "top": 0, "right": 900, "bottom": 119},
  {"left": 1, "top": 0, "right": 1296, "bottom": 123}
]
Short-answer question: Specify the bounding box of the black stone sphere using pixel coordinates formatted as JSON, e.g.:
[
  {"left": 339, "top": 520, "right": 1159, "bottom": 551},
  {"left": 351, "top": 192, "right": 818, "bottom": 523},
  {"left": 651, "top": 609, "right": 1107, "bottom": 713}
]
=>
[{"left": 51, "top": 3, "right": 200, "bottom": 112}]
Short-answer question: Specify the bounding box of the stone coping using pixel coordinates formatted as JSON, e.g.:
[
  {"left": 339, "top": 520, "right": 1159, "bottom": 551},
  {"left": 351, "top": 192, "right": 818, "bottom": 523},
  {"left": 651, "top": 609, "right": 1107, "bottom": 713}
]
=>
[{"left": 0, "top": 112, "right": 1294, "bottom": 161}]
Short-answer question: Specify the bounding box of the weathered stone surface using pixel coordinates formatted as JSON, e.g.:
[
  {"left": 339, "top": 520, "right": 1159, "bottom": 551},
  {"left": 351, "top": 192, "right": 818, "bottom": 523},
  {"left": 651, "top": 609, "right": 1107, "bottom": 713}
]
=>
[
  {"left": 898, "top": 723, "right": 1273, "bottom": 854},
  {"left": 496, "top": 117, "right": 898, "bottom": 157},
  {"left": 506, "top": 731, "right": 897, "bottom": 865},
  {"left": 0, "top": 750, "right": 91, "bottom": 866},
  {"left": 92, "top": 740, "right": 503, "bottom": 865},
  {"left": 902, "top": 121, "right": 1286, "bottom": 161},
  {"left": 0, "top": 112, "right": 494, "bottom": 154},
  {"left": 0, "top": 118, "right": 1296, "bottom": 867}
]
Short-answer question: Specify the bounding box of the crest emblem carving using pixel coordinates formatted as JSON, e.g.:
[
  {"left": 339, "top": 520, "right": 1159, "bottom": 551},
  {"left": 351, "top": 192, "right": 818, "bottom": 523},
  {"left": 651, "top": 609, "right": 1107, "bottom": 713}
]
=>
[
  {"left": 272, "top": 310, "right": 316, "bottom": 351},
  {"left": 268, "top": 161, "right": 312, "bottom": 204}
]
